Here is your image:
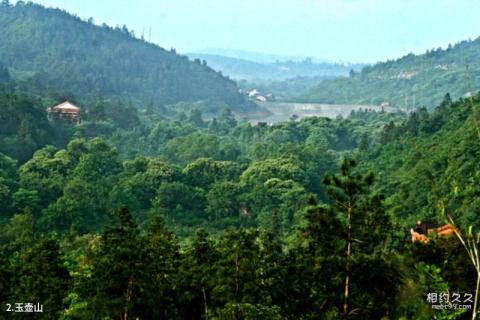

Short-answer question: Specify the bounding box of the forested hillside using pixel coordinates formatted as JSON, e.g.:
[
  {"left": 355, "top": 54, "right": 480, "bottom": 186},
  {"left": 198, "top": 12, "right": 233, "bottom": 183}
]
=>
[
  {"left": 360, "top": 92, "right": 480, "bottom": 230},
  {"left": 0, "top": 1, "right": 254, "bottom": 112},
  {"left": 298, "top": 37, "right": 480, "bottom": 109}
]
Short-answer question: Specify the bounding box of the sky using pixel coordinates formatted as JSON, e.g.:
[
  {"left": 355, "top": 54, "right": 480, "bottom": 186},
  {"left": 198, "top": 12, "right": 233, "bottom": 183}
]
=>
[{"left": 26, "top": 0, "right": 480, "bottom": 63}]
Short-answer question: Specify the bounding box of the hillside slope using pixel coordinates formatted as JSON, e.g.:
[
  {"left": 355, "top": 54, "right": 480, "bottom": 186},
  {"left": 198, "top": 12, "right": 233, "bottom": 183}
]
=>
[
  {"left": 0, "top": 2, "right": 254, "bottom": 112},
  {"left": 298, "top": 37, "right": 480, "bottom": 109},
  {"left": 359, "top": 93, "right": 480, "bottom": 228}
]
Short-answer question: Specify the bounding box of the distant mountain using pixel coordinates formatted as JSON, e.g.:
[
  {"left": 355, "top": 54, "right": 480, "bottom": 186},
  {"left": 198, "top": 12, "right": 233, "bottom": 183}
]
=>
[
  {"left": 0, "top": 2, "right": 255, "bottom": 113},
  {"left": 190, "top": 48, "right": 333, "bottom": 64},
  {"left": 297, "top": 37, "right": 480, "bottom": 109},
  {"left": 187, "top": 53, "right": 364, "bottom": 81}
]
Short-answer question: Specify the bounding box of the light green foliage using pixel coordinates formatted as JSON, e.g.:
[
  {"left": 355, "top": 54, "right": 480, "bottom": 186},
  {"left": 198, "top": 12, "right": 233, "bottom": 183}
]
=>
[
  {"left": 240, "top": 157, "right": 306, "bottom": 186},
  {"left": 214, "top": 303, "right": 283, "bottom": 320},
  {"left": 111, "top": 157, "right": 179, "bottom": 212},
  {"left": 165, "top": 133, "right": 224, "bottom": 164},
  {"left": 183, "top": 158, "right": 241, "bottom": 188}
]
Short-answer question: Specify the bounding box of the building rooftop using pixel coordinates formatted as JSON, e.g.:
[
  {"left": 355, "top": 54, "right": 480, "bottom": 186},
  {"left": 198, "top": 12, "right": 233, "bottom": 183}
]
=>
[{"left": 50, "top": 101, "right": 81, "bottom": 112}]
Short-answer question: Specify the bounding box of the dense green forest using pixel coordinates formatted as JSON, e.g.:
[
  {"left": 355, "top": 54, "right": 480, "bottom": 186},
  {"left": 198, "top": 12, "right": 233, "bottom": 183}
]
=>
[
  {"left": 2, "top": 1, "right": 480, "bottom": 319},
  {"left": 297, "top": 38, "right": 480, "bottom": 109},
  {"left": 2, "top": 73, "right": 480, "bottom": 318},
  {"left": 0, "top": 1, "right": 255, "bottom": 114}
]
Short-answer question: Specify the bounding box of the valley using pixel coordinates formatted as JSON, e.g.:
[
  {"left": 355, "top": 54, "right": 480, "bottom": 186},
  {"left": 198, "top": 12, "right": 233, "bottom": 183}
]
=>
[{"left": 250, "top": 101, "right": 388, "bottom": 124}]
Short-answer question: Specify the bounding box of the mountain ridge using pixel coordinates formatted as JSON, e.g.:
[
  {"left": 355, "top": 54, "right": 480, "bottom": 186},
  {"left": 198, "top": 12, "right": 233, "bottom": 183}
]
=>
[
  {"left": 295, "top": 38, "right": 480, "bottom": 109},
  {"left": 0, "top": 1, "right": 255, "bottom": 113},
  {"left": 296, "top": 36, "right": 480, "bottom": 109},
  {"left": 187, "top": 52, "right": 364, "bottom": 82}
]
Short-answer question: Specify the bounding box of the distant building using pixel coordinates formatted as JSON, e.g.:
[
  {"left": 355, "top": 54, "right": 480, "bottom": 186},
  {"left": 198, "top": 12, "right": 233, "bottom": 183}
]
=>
[
  {"left": 256, "top": 95, "right": 267, "bottom": 102},
  {"left": 48, "top": 101, "right": 81, "bottom": 124},
  {"left": 248, "top": 89, "right": 259, "bottom": 97}
]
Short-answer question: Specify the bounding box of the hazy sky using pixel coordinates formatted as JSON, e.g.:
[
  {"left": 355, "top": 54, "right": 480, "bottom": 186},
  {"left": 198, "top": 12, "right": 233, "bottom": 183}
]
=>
[{"left": 27, "top": 0, "right": 480, "bottom": 63}]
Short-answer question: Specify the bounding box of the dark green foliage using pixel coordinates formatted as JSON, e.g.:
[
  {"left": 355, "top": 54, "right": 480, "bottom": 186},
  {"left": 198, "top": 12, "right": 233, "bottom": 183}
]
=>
[
  {"left": 10, "top": 238, "right": 71, "bottom": 319},
  {"left": 361, "top": 93, "right": 480, "bottom": 229},
  {"left": 0, "top": 2, "right": 254, "bottom": 112},
  {"left": 102, "top": 101, "right": 140, "bottom": 130},
  {"left": 164, "top": 132, "right": 240, "bottom": 164},
  {"left": 324, "top": 159, "right": 397, "bottom": 318},
  {"left": 287, "top": 200, "right": 344, "bottom": 318},
  {"left": 212, "top": 229, "right": 275, "bottom": 307},
  {"left": 291, "top": 159, "right": 398, "bottom": 319},
  {"left": 0, "top": 63, "right": 10, "bottom": 84},
  {"left": 0, "top": 93, "right": 63, "bottom": 162},
  {"left": 111, "top": 156, "right": 180, "bottom": 212},
  {"left": 141, "top": 217, "right": 182, "bottom": 319},
  {"left": 0, "top": 246, "right": 11, "bottom": 305},
  {"left": 0, "top": 153, "right": 16, "bottom": 219},
  {"left": 78, "top": 206, "right": 144, "bottom": 319},
  {"left": 178, "top": 228, "right": 218, "bottom": 318},
  {"left": 188, "top": 108, "right": 205, "bottom": 128}
]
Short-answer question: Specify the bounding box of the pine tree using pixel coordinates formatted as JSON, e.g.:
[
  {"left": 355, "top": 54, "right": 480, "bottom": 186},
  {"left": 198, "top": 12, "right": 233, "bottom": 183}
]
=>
[
  {"left": 178, "top": 228, "right": 218, "bottom": 318},
  {"left": 188, "top": 108, "right": 205, "bottom": 127},
  {"left": 141, "top": 216, "right": 181, "bottom": 319},
  {"left": 213, "top": 229, "right": 264, "bottom": 306},
  {"left": 0, "top": 246, "right": 11, "bottom": 307},
  {"left": 291, "top": 196, "right": 344, "bottom": 318},
  {"left": 359, "top": 132, "right": 369, "bottom": 151},
  {"left": 83, "top": 206, "right": 144, "bottom": 319},
  {"left": 322, "top": 158, "right": 396, "bottom": 318},
  {"left": 10, "top": 239, "right": 71, "bottom": 320}
]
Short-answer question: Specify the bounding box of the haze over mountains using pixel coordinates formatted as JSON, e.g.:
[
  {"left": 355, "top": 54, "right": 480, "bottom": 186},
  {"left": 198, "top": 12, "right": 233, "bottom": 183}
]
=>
[
  {"left": 190, "top": 48, "right": 331, "bottom": 64},
  {"left": 187, "top": 52, "right": 364, "bottom": 82},
  {"left": 188, "top": 47, "right": 366, "bottom": 82},
  {"left": 188, "top": 38, "right": 480, "bottom": 110}
]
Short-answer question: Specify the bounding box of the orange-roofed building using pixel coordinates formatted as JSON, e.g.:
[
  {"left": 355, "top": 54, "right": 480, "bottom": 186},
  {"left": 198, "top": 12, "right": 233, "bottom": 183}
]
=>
[
  {"left": 48, "top": 101, "right": 81, "bottom": 124},
  {"left": 410, "top": 220, "right": 456, "bottom": 243}
]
